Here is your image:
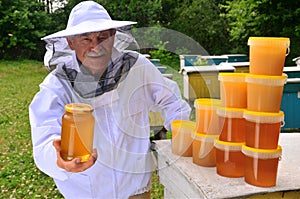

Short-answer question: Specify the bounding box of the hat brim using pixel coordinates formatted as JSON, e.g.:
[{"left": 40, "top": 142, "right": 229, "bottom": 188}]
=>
[{"left": 42, "top": 20, "right": 137, "bottom": 40}]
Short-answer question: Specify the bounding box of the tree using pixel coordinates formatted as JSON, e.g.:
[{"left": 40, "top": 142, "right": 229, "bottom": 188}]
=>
[
  {"left": 223, "top": 0, "right": 300, "bottom": 65},
  {"left": 37, "top": 0, "right": 67, "bottom": 14},
  {"left": 168, "top": 0, "right": 231, "bottom": 55},
  {"left": 98, "top": 0, "right": 162, "bottom": 27},
  {"left": 0, "top": 0, "right": 51, "bottom": 59}
]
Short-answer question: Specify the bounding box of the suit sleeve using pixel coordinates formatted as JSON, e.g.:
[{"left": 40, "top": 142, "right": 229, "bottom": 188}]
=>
[
  {"left": 141, "top": 58, "right": 191, "bottom": 131},
  {"left": 29, "top": 75, "right": 70, "bottom": 181}
]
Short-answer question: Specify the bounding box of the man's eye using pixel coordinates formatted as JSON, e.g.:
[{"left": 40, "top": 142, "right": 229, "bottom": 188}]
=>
[
  {"left": 99, "top": 37, "right": 107, "bottom": 41},
  {"left": 80, "top": 38, "right": 91, "bottom": 45},
  {"left": 98, "top": 35, "right": 110, "bottom": 42}
]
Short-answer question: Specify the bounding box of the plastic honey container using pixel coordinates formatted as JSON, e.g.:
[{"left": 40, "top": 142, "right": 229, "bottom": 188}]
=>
[
  {"left": 242, "top": 145, "right": 282, "bottom": 187},
  {"left": 248, "top": 37, "right": 290, "bottom": 76},
  {"left": 217, "top": 107, "right": 246, "bottom": 142},
  {"left": 171, "top": 120, "right": 196, "bottom": 157},
  {"left": 192, "top": 132, "right": 219, "bottom": 167},
  {"left": 194, "top": 98, "right": 222, "bottom": 135},
  {"left": 246, "top": 74, "right": 287, "bottom": 112},
  {"left": 218, "top": 73, "right": 247, "bottom": 108},
  {"left": 214, "top": 139, "right": 245, "bottom": 178},
  {"left": 244, "top": 110, "right": 284, "bottom": 149}
]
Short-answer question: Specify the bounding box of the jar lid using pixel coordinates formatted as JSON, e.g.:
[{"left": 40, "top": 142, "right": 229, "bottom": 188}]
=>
[
  {"left": 245, "top": 74, "right": 287, "bottom": 86},
  {"left": 248, "top": 37, "right": 290, "bottom": 46},
  {"left": 218, "top": 72, "right": 247, "bottom": 82},
  {"left": 244, "top": 110, "right": 284, "bottom": 123},
  {"left": 64, "top": 103, "right": 94, "bottom": 113},
  {"left": 242, "top": 145, "right": 282, "bottom": 159},
  {"left": 214, "top": 139, "right": 244, "bottom": 151},
  {"left": 217, "top": 107, "right": 245, "bottom": 118},
  {"left": 171, "top": 120, "right": 196, "bottom": 134},
  {"left": 194, "top": 98, "right": 221, "bottom": 110},
  {"left": 191, "top": 132, "right": 219, "bottom": 142}
]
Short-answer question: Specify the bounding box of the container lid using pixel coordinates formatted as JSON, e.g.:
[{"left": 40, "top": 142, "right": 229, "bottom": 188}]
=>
[
  {"left": 242, "top": 145, "right": 282, "bottom": 159},
  {"left": 217, "top": 107, "right": 245, "bottom": 118},
  {"left": 194, "top": 98, "right": 221, "bottom": 110},
  {"left": 171, "top": 120, "right": 196, "bottom": 134},
  {"left": 218, "top": 72, "right": 247, "bottom": 83},
  {"left": 244, "top": 110, "right": 284, "bottom": 123},
  {"left": 214, "top": 139, "right": 244, "bottom": 151},
  {"left": 64, "top": 103, "right": 94, "bottom": 113},
  {"left": 245, "top": 74, "right": 287, "bottom": 86},
  {"left": 248, "top": 37, "right": 290, "bottom": 47},
  {"left": 191, "top": 132, "right": 219, "bottom": 142}
]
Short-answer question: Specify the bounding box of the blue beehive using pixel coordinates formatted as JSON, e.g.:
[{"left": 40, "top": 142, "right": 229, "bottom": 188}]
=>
[
  {"left": 184, "top": 55, "right": 199, "bottom": 66},
  {"left": 202, "top": 56, "right": 228, "bottom": 65},
  {"left": 150, "top": 59, "right": 160, "bottom": 66},
  {"left": 222, "top": 54, "right": 248, "bottom": 63},
  {"left": 281, "top": 66, "right": 300, "bottom": 130}
]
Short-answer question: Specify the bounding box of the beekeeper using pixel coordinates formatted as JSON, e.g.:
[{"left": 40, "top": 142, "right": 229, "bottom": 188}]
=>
[{"left": 29, "top": 1, "right": 191, "bottom": 198}]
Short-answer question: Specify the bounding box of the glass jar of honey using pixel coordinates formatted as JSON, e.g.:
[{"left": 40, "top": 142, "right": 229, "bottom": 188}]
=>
[{"left": 61, "top": 103, "right": 95, "bottom": 162}]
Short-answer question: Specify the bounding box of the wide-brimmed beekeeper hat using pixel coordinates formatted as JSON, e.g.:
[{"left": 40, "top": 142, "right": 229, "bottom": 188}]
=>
[{"left": 41, "top": 1, "right": 137, "bottom": 40}]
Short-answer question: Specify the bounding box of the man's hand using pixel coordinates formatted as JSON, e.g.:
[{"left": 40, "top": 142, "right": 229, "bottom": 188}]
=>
[
  {"left": 151, "top": 126, "right": 168, "bottom": 141},
  {"left": 53, "top": 139, "right": 97, "bottom": 173}
]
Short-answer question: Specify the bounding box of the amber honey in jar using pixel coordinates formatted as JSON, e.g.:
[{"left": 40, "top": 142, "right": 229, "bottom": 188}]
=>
[
  {"left": 171, "top": 120, "right": 196, "bottom": 157},
  {"left": 248, "top": 37, "right": 290, "bottom": 76},
  {"left": 246, "top": 74, "right": 287, "bottom": 113},
  {"left": 218, "top": 73, "right": 247, "bottom": 108},
  {"left": 192, "top": 132, "right": 218, "bottom": 167},
  {"left": 242, "top": 145, "right": 282, "bottom": 187},
  {"left": 244, "top": 110, "right": 284, "bottom": 149},
  {"left": 217, "top": 107, "right": 246, "bottom": 143},
  {"left": 214, "top": 139, "right": 245, "bottom": 178},
  {"left": 61, "top": 103, "right": 95, "bottom": 162},
  {"left": 194, "top": 98, "right": 222, "bottom": 135}
]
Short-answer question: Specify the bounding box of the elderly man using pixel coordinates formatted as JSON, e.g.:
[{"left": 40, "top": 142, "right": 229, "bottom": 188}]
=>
[{"left": 29, "top": 1, "right": 191, "bottom": 198}]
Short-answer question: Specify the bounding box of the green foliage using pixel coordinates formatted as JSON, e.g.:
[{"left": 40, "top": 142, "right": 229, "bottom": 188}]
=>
[
  {"left": 223, "top": 0, "right": 300, "bottom": 65},
  {"left": 133, "top": 25, "right": 165, "bottom": 53},
  {"left": 149, "top": 40, "right": 180, "bottom": 70},
  {"left": 169, "top": 0, "right": 231, "bottom": 55},
  {"left": 93, "top": 0, "right": 162, "bottom": 27},
  {"left": 0, "top": 0, "right": 50, "bottom": 60},
  {"left": 1, "top": 0, "right": 300, "bottom": 66}
]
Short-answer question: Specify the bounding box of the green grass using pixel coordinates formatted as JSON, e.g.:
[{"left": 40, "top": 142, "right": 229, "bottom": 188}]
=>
[
  {"left": 0, "top": 60, "right": 167, "bottom": 198},
  {"left": 0, "top": 60, "right": 62, "bottom": 198}
]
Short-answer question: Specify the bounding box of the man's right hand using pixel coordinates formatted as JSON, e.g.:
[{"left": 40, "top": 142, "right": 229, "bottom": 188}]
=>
[{"left": 53, "top": 139, "right": 97, "bottom": 173}]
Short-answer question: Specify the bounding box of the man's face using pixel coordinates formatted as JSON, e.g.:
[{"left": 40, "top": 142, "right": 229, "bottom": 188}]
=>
[{"left": 67, "top": 29, "right": 116, "bottom": 75}]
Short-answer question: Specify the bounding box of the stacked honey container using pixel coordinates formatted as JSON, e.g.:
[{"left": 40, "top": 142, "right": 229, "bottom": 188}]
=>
[
  {"left": 170, "top": 37, "right": 290, "bottom": 188},
  {"left": 242, "top": 37, "right": 289, "bottom": 187},
  {"left": 215, "top": 72, "right": 247, "bottom": 178},
  {"left": 192, "top": 98, "right": 221, "bottom": 167},
  {"left": 217, "top": 37, "right": 290, "bottom": 187},
  {"left": 171, "top": 98, "right": 221, "bottom": 167}
]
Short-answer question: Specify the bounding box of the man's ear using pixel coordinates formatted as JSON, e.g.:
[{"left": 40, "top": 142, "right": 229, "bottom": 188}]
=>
[{"left": 66, "top": 37, "right": 75, "bottom": 50}]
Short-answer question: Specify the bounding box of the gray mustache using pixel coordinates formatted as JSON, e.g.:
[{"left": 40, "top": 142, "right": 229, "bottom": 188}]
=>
[{"left": 86, "top": 50, "right": 106, "bottom": 58}]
